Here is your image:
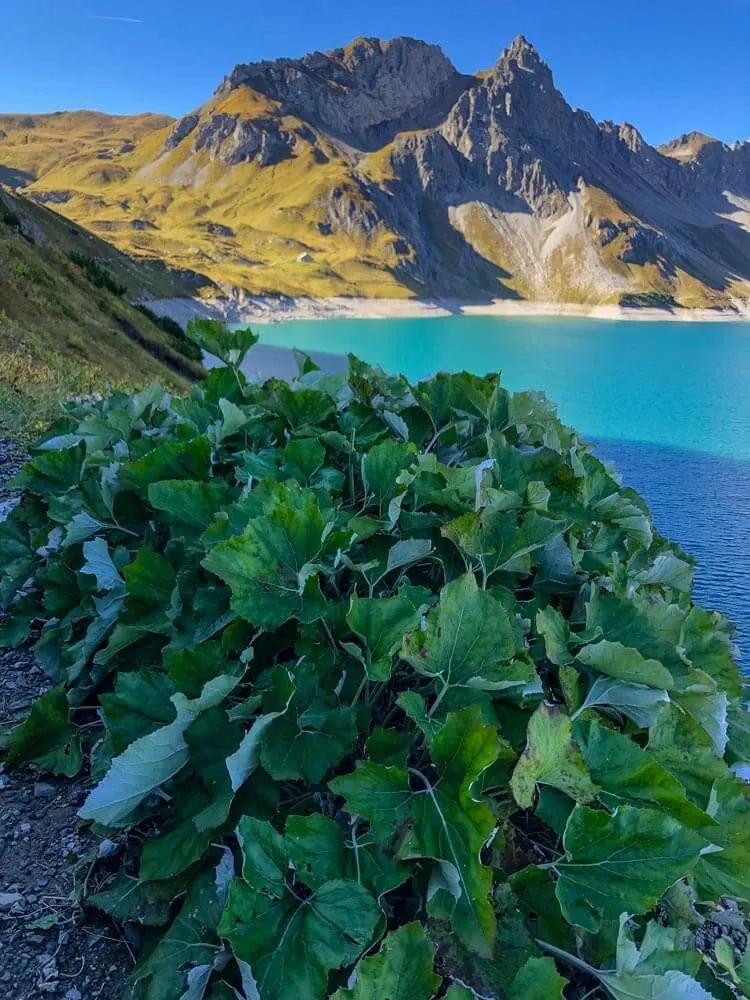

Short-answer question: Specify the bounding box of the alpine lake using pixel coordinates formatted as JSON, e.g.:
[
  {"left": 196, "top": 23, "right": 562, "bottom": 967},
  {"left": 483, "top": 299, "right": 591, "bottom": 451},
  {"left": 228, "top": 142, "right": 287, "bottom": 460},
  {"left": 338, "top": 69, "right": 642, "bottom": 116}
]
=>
[{"left": 233, "top": 314, "right": 750, "bottom": 666}]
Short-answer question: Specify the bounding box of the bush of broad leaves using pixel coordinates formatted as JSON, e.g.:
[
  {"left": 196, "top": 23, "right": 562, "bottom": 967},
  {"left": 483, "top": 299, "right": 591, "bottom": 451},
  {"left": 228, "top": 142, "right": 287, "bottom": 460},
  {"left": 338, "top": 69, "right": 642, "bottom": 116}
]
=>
[{"left": 2, "top": 320, "right": 750, "bottom": 1000}]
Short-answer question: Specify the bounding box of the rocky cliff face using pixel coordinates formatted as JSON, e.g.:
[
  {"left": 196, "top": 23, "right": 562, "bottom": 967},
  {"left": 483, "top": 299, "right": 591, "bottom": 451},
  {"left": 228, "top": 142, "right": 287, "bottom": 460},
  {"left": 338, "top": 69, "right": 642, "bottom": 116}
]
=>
[
  {"left": 2, "top": 35, "right": 749, "bottom": 307},
  {"left": 219, "top": 36, "right": 473, "bottom": 150},
  {"left": 354, "top": 35, "right": 750, "bottom": 301}
]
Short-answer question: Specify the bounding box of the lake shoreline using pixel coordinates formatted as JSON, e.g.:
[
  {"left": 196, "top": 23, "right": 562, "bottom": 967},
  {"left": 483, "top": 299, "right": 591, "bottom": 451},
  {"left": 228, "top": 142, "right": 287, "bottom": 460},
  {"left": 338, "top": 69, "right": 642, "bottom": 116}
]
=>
[{"left": 146, "top": 294, "right": 750, "bottom": 327}]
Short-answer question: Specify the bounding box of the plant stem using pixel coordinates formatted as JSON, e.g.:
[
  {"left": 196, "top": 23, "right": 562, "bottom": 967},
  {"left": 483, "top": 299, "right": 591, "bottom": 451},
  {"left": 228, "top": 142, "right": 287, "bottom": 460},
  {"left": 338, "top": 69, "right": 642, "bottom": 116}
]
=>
[
  {"left": 351, "top": 674, "right": 368, "bottom": 707},
  {"left": 427, "top": 680, "right": 448, "bottom": 718}
]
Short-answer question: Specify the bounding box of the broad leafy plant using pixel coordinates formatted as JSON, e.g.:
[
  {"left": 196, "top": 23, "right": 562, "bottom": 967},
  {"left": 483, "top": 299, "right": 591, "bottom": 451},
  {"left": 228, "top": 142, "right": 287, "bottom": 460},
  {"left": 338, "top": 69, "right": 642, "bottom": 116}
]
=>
[{"left": 2, "top": 320, "right": 750, "bottom": 999}]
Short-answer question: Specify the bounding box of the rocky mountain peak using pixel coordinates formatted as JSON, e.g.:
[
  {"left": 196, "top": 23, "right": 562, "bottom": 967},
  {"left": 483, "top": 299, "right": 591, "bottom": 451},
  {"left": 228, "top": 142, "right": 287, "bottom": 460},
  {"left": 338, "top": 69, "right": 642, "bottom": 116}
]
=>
[
  {"left": 493, "top": 34, "right": 554, "bottom": 86},
  {"left": 219, "top": 36, "right": 470, "bottom": 150},
  {"left": 659, "top": 130, "right": 720, "bottom": 160},
  {"left": 616, "top": 122, "right": 649, "bottom": 154}
]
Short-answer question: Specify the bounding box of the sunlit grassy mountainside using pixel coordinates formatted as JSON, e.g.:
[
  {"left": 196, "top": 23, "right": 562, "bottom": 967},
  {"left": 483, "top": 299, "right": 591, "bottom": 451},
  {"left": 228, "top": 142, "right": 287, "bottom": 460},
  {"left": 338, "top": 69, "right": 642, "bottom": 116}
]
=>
[
  {"left": 0, "top": 186, "right": 204, "bottom": 440},
  {"left": 2, "top": 35, "right": 750, "bottom": 307}
]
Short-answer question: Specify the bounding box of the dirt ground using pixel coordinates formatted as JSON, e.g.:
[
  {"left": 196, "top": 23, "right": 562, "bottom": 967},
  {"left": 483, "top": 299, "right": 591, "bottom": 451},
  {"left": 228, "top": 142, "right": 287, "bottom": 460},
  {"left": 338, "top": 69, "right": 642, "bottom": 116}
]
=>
[{"left": 0, "top": 441, "right": 131, "bottom": 1000}]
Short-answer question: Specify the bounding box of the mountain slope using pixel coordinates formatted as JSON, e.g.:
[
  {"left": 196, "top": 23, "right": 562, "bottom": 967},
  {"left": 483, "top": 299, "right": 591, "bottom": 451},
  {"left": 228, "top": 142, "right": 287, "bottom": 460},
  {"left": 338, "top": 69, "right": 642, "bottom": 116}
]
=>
[
  {"left": 0, "top": 186, "right": 204, "bottom": 440},
  {"left": 1, "top": 35, "right": 749, "bottom": 308}
]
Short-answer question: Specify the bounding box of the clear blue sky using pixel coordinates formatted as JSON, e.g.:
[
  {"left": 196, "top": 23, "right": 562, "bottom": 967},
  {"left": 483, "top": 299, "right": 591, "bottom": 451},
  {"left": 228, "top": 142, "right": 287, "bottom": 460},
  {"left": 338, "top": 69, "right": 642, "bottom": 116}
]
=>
[{"left": 3, "top": 0, "right": 748, "bottom": 146}]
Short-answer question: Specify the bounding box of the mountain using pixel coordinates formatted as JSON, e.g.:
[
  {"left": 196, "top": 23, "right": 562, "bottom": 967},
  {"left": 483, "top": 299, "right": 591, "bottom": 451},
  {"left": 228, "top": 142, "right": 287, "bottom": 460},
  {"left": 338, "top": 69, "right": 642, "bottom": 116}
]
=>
[
  {"left": 0, "top": 185, "right": 204, "bottom": 440},
  {"left": 1, "top": 35, "right": 749, "bottom": 309}
]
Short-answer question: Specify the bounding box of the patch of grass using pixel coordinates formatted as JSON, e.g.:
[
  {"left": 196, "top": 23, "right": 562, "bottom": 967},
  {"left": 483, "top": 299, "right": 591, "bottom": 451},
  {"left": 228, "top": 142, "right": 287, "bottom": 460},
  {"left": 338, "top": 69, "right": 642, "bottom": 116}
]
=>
[
  {"left": 0, "top": 321, "right": 131, "bottom": 442},
  {"left": 0, "top": 189, "right": 206, "bottom": 444},
  {"left": 134, "top": 303, "right": 202, "bottom": 362},
  {"left": 68, "top": 250, "right": 127, "bottom": 296},
  {"left": 9, "top": 256, "right": 55, "bottom": 288}
]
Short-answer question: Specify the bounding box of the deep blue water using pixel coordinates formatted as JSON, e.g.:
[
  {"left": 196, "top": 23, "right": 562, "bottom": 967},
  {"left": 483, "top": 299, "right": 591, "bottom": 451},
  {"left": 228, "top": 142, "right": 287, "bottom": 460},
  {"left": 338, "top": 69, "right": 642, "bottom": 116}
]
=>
[
  {"left": 240, "top": 314, "right": 750, "bottom": 664},
  {"left": 594, "top": 440, "right": 750, "bottom": 664}
]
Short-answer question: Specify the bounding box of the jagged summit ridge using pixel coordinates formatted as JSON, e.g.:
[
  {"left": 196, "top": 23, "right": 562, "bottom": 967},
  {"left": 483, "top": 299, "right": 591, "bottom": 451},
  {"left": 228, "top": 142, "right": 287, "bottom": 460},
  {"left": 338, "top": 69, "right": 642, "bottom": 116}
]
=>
[
  {"left": 495, "top": 34, "right": 554, "bottom": 79},
  {"left": 219, "top": 35, "right": 471, "bottom": 150}
]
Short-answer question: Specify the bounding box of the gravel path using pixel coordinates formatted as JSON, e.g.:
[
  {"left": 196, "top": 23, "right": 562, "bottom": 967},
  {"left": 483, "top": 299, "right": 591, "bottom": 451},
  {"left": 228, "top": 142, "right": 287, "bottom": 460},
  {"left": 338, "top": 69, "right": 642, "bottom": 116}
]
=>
[
  {"left": 0, "top": 441, "right": 131, "bottom": 1000},
  {"left": 0, "top": 437, "right": 24, "bottom": 520}
]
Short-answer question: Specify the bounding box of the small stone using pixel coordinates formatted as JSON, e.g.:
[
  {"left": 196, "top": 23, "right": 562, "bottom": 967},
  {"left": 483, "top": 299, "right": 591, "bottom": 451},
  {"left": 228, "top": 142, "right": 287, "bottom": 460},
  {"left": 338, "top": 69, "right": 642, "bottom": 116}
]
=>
[
  {"left": 25, "top": 893, "right": 38, "bottom": 903},
  {"left": 20, "top": 822, "right": 31, "bottom": 834},
  {"left": 33, "top": 782, "right": 55, "bottom": 799},
  {"left": 97, "top": 838, "right": 119, "bottom": 858},
  {"left": 64, "top": 989, "right": 82, "bottom": 1000},
  {"left": 0, "top": 892, "right": 24, "bottom": 910}
]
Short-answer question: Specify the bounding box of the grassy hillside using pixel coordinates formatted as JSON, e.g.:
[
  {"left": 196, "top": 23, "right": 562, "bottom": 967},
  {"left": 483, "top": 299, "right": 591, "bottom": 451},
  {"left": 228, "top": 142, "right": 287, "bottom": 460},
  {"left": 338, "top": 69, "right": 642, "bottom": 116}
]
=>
[
  {"left": 0, "top": 186, "right": 204, "bottom": 441},
  {"left": 0, "top": 103, "right": 411, "bottom": 298},
  {"left": 1, "top": 85, "right": 749, "bottom": 308}
]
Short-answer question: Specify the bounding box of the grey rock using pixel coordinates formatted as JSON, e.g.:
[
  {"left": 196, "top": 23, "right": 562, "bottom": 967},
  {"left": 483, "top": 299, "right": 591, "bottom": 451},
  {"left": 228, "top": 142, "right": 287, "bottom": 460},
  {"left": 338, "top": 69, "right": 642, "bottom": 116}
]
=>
[
  {"left": 33, "top": 782, "right": 56, "bottom": 799},
  {"left": 97, "top": 838, "right": 119, "bottom": 858},
  {"left": 192, "top": 113, "right": 293, "bottom": 167},
  {"left": 27, "top": 191, "right": 73, "bottom": 205},
  {"left": 164, "top": 113, "right": 200, "bottom": 150},
  {"left": 219, "top": 36, "right": 472, "bottom": 151},
  {"left": 0, "top": 892, "right": 24, "bottom": 909}
]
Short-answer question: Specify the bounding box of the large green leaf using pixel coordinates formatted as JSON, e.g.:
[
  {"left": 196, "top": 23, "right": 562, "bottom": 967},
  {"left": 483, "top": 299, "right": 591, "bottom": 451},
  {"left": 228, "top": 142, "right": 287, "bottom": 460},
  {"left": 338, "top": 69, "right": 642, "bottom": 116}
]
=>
[
  {"left": 186, "top": 318, "right": 258, "bottom": 367},
  {"left": 219, "top": 816, "right": 380, "bottom": 1000},
  {"left": 574, "top": 675, "right": 670, "bottom": 729},
  {"left": 362, "top": 439, "right": 415, "bottom": 513},
  {"left": 401, "top": 573, "right": 528, "bottom": 696},
  {"left": 542, "top": 914, "right": 715, "bottom": 1000},
  {"left": 442, "top": 506, "right": 563, "bottom": 579},
  {"left": 284, "top": 812, "right": 409, "bottom": 899},
  {"left": 260, "top": 663, "right": 356, "bottom": 784},
  {"left": 331, "top": 706, "right": 500, "bottom": 957},
  {"left": 331, "top": 923, "right": 441, "bottom": 1000},
  {"left": 536, "top": 606, "right": 573, "bottom": 666},
  {"left": 120, "top": 438, "right": 212, "bottom": 493},
  {"left": 149, "top": 480, "right": 231, "bottom": 533},
  {"left": 87, "top": 871, "right": 187, "bottom": 926},
  {"left": 345, "top": 593, "right": 420, "bottom": 680},
  {"left": 577, "top": 640, "right": 674, "bottom": 690},
  {"left": 80, "top": 675, "right": 240, "bottom": 826},
  {"left": 4, "top": 686, "right": 82, "bottom": 776},
  {"left": 510, "top": 703, "right": 597, "bottom": 808},
  {"left": 648, "top": 704, "right": 730, "bottom": 808},
  {"left": 575, "top": 718, "right": 712, "bottom": 828},
  {"left": 556, "top": 804, "right": 708, "bottom": 931},
  {"left": 508, "top": 956, "right": 568, "bottom": 1000},
  {"left": 13, "top": 442, "right": 85, "bottom": 494},
  {"left": 694, "top": 776, "right": 750, "bottom": 901},
  {"left": 100, "top": 668, "right": 177, "bottom": 751},
  {"left": 80, "top": 537, "right": 124, "bottom": 591},
  {"left": 124, "top": 867, "right": 224, "bottom": 1000},
  {"left": 679, "top": 606, "right": 741, "bottom": 700},
  {"left": 203, "top": 485, "right": 330, "bottom": 628}
]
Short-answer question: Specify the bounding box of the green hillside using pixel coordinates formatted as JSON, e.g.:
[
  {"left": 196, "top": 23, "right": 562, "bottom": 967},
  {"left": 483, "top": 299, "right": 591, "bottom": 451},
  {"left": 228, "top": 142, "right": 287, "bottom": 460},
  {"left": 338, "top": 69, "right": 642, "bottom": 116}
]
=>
[{"left": 0, "top": 186, "right": 205, "bottom": 441}]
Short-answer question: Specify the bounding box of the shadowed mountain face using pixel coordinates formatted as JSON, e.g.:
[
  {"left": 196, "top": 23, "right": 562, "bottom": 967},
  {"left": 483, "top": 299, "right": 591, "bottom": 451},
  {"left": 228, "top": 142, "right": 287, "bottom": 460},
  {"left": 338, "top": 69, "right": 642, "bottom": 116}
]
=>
[{"left": 1, "top": 35, "right": 749, "bottom": 307}]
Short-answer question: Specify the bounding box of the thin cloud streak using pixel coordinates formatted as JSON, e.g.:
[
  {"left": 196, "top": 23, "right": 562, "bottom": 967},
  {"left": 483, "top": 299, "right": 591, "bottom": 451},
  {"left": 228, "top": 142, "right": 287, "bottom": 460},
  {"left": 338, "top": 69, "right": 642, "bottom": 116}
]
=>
[{"left": 88, "top": 15, "right": 145, "bottom": 23}]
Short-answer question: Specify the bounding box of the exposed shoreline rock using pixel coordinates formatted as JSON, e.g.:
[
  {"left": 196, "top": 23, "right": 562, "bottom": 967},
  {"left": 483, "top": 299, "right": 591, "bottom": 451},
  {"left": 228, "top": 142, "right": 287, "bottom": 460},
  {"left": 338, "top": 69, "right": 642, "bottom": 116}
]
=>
[{"left": 144, "top": 292, "right": 750, "bottom": 327}]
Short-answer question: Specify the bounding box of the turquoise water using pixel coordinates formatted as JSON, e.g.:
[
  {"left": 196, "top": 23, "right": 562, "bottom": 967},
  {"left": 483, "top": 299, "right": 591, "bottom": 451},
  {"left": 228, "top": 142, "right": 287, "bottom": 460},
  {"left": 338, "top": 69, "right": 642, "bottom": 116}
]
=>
[
  {"left": 251, "top": 315, "right": 750, "bottom": 460},
  {"left": 244, "top": 315, "right": 750, "bottom": 663}
]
